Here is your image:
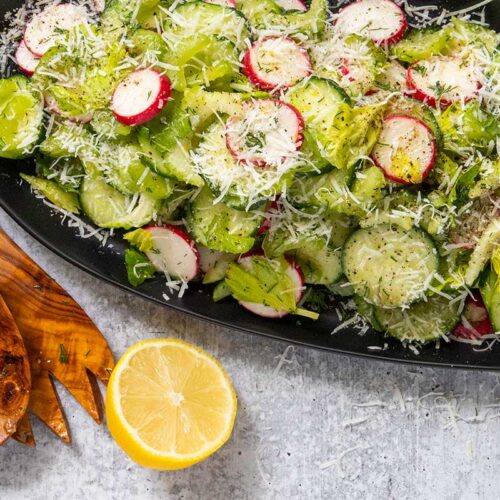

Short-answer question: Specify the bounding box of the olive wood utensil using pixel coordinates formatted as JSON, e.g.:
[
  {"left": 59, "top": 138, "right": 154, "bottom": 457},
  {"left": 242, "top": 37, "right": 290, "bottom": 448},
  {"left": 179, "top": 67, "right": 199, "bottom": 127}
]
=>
[{"left": 0, "top": 227, "right": 115, "bottom": 445}]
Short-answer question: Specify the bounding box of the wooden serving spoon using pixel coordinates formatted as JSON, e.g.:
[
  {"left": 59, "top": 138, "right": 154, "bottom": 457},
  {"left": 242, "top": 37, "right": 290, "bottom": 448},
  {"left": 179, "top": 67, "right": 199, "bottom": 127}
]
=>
[
  {"left": 0, "top": 292, "right": 30, "bottom": 446},
  {"left": 0, "top": 227, "right": 115, "bottom": 445}
]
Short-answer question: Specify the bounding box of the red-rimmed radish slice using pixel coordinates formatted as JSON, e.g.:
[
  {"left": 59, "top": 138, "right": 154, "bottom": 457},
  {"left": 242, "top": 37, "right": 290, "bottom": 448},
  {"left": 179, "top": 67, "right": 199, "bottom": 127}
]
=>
[
  {"left": 44, "top": 93, "right": 93, "bottom": 123},
  {"left": 204, "top": 0, "right": 236, "bottom": 6},
  {"left": 226, "top": 99, "right": 304, "bottom": 166},
  {"left": 452, "top": 292, "right": 493, "bottom": 340},
  {"left": 15, "top": 41, "right": 39, "bottom": 76},
  {"left": 335, "top": 0, "right": 407, "bottom": 46},
  {"left": 24, "top": 4, "right": 89, "bottom": 57},
  {"left": 274, "top": 0, "right": 308, "bottom": 12},
  {"left": 111, "top": 69, "right": 171, "bottom": 126},
  {"left": 406, "top": 57, "right": 481, "bottom": 109},
  {"left": 257, "top": 200, "right": 280, "bottom": 236},
  {"left": 238, "top": 252, "right": 304, "bottom": 318},
  {"left": 243, "top": 37, "right": 312, "bottom": 92},
  {"left": 143, "top": 224, "right": 200, "bottom": 282},
  {"left": 371, "top": 114, "right": 436, "bottom": 184}
]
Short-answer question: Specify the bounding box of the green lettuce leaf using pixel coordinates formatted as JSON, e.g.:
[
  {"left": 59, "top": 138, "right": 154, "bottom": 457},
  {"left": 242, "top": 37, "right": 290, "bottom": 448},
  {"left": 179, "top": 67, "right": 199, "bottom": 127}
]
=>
[{"left": 124, "top": 248, "right": 156, "bottom": 287}]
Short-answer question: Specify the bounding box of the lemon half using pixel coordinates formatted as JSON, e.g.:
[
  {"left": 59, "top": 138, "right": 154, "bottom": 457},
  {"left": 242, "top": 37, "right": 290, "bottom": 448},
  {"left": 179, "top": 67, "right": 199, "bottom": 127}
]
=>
[{"left": 106, "top": 339, "right": 237, "bottom": 470}]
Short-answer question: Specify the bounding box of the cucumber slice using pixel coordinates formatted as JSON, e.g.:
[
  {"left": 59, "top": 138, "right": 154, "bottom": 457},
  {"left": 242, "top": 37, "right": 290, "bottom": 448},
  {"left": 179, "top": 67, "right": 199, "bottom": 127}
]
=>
[
  {"left": 465, "top": 220, "right": 500, "bottom": 287},
  {"left": 163, "top": 2, "right": 249, "bottom": 50},
  {"left": 21, "top": 174, "right": 80, "bottom": 213},
  {"left": 33, "top": 32, "right": 127, "bottom": 119},
  {"left": 287, "top": 78, "right": 383, "bottom": 169},
  {"left": 480, "top": 267, "right": 500, "bottom": 332},
  {"left": 0, "top": 76, "right": 43, "bottom": 159},
  {"left": 90, "top": 110, "right": 131, "bottom": 139},
  {"left": 36, "top": 155, "right": 84, "bottom": 193},
  {"left": 287, "top": 77, "right": 351, "bottom": 167},
  {"left": 185, "top": 187, "right": 263, "bottom": 254},
  {"left": 101, "top": 0, "right": 159, "bottom": 35},
  {"left": 294, "top": 239, "right": 342, "bottom": 285},
  {"left": 374, "top": 295, "right": 461, "bottom": 343},
  {"left": 342, "top": 224, "right": 439, "bottom": 308},
  {"left": 288, "top": 163, "right": 385, "bottom": 218},
  {"left": 391, "top": 25, "right": 451, "bottom": 64},
  {"left": 166, "top": 35, "right": 240, "bottom": 92},
  {"left": 237, "top": 0, "right": 327, "bottom": 37},
  {"left": 79, "top": 140, "right": 175, "bottom": 200},
  {"left": 80, "top": 176, "right": 159, "bottom": 229},
  {"left": 288, "top": 166, "right": 355, "bottom": 209},
  {"left": 138, "top": 129, "right": 204, "bottom": 187}
]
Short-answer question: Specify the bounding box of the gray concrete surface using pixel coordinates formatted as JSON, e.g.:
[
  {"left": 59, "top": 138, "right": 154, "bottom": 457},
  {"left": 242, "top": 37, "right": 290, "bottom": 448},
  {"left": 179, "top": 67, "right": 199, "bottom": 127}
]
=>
[{"left": 1, "top": 208, "right": 500, "bottom": 500}]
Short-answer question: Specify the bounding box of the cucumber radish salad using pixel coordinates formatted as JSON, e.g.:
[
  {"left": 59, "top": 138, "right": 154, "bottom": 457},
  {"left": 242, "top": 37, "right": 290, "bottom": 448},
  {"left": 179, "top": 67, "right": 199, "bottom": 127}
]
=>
[{"left": 1, "top": 0, "right": 500, "bottom": 347}]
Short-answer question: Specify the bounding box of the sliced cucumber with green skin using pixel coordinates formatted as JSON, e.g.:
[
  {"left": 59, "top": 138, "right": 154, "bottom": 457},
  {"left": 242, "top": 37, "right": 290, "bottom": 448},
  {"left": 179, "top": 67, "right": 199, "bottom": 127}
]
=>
[
  {"left": 185, "top": 187, "right": 263, "bottom": 254},
  {"left": 391, "top": 25, "right": 451, "bottom": 64},
  {"left": 288, "top": 166, "right": 355, "bottom": 209},
  {"left": 287, "top": 77, "right": 351, "bottom": 166},
  {"left": 0, "top": 76, "right": 43, "bottom": 159},
  {"left": 79, "top": 141, "right": 175, "bottom": 200},
  {"left": 293, "top": 239, "right": 342, "bottom": 285},
  {"left": 21, "top": 174, "right": 80, "bottom": 214},
  {"left": 342, "top": 224, "right": 439, "bottom": 308},
  {"left": 167, "top": 35, "right": 240, "bottom": 92},
  {"left": 80, "top": 176, "right": 159, "bottom": 229},
  {"left": 101, "top": 0, "right": 159, "bottom": 36},
  {"left": 480, "top": 267, "right": 500, "bottom": 332},
  {"left": 237, "top": 0, "right": 327, "bottom": 37},
  {"left": 163, "top": 1, "right": 249, "bottom": 50},
  {"left": 374, "top": 295, "right": 461, "bottom": 343},
  {"left": 287, "top": 79, "right": 384, "bottom": 169},
  {"left": 138, "top": 130, "right": 204, "bottom": 187}
]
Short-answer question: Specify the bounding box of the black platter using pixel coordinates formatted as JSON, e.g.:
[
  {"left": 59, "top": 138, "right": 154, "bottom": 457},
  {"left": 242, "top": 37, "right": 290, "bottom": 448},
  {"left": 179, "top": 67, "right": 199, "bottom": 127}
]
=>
[{"left": 1, "top": 0, "right": 499, "bottom": 369}]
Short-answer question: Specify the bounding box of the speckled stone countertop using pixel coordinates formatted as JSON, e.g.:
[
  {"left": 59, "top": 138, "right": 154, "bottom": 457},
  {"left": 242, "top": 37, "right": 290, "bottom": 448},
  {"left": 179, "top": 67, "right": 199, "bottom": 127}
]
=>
[{"left": 2, "top": 208, "right": 500, "bottom": 500}]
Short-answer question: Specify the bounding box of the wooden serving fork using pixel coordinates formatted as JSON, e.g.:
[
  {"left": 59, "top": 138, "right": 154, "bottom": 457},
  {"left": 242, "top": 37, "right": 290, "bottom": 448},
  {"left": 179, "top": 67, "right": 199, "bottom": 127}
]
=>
[{"left": 0, "top": 227, "right": 115, "bottom": 445}]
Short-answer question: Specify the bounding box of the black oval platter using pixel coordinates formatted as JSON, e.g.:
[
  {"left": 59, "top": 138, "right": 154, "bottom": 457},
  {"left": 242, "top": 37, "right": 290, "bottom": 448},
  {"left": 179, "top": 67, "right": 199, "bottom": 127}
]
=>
[{"left": 1, "top": 0, "right": 499, "bottom": 369}]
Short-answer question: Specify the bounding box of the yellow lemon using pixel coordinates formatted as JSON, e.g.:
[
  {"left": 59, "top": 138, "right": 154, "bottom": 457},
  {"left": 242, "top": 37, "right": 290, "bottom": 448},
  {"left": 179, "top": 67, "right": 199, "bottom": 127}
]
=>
[{"left": 105, "top": 338, "right": 237, "bottom": 470}]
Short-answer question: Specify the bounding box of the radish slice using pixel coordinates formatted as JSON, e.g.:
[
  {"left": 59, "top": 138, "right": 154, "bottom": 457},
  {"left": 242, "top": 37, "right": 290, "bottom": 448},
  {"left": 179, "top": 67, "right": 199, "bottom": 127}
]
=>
[
  {"left": 407, "top": 57, "right": 481, "bottom": 109},
  {"left": 144, "top": 224, "right": 200, "bottom": 282},
  {"left": 453, "top": 293, "right": 493, "bottom": 340},
  {"left": 243, "top": 37, "right": 312, "bottom": 92},
  {"left": 274, "top": 0, "right": 308, "bottom": 11},
  {"left": 204, "top": 0, "right": 236, "bottom": 6},
  {"left": 257, "top": 200, "right": 280, "bottom": 236},
  {"left": 44, "top": 93, "right": 93, "bottom": 123},
  {"left": 24, "top": 4, "right": 89, "bottom": 57},
  {"left": 15, "top": 41, "right": 39, "bottom": 76},
  {"left": 371, "top": 114, "right": 436, "bottom": 184},
  {"left": 335, "top": 0, "right": 407, "bottom": 46},
  {"left": 225, "top": 99, "right": 304, "bottom": 166},
  {"left": 238, "top": 253, "right": 304, "bottom": 318},
  {"left": 111, "top": 69, "right": 171, "bottom": 126}
]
